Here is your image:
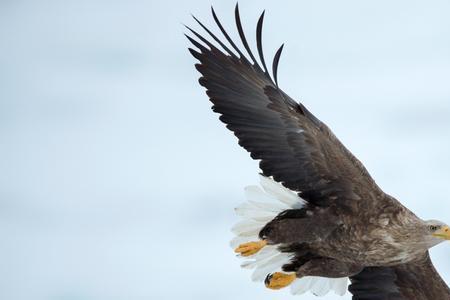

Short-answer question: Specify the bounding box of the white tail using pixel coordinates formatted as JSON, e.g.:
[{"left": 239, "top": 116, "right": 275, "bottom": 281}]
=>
[{"left": 231, "top": 175, "right": 348, "bottom": 296}]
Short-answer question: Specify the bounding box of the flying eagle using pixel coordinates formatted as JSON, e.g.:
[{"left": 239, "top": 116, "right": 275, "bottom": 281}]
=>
[{"left": 186, "top": 5, "right": 450, "bottom": 299}]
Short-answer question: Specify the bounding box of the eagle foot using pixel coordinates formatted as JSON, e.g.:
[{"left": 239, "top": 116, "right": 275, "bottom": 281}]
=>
[
  {"left": 265, "top": 272, "right": 296, "bottom": 290},
  {"left": 234, "top": 240, "right": 267, "bottom": 257}
]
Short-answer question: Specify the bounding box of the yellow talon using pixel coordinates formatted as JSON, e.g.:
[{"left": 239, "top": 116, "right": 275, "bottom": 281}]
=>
[
  {"left": 265, "top": 272, "right": 296, "bottom": 290},
  {"left": 234, "top": 240, "right": 267, "bottom": 257}
]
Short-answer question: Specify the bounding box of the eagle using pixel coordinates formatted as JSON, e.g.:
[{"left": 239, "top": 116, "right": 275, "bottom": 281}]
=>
[{"left": 186, "top": 5, "right": 450, "bottom": 299}]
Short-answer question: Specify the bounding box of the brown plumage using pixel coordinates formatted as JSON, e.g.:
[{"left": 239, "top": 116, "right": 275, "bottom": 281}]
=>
[{"left": 186, "top": 5, "right": 450, "bottom": 299}]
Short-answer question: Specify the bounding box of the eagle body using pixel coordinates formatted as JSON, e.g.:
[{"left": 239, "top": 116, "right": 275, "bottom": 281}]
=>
[
  {"left": 187, "top": 5, "right": 450, "bottom": 299},
  {"left": 313, "top": 205, "right": 424, "bottom": 266},
  {"left": 261, "top": 195, "right": 426, "bottom": 267}
]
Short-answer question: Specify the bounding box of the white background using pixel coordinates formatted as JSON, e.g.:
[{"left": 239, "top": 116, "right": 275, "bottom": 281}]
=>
[{"left": 1, "top": 0, "right": 449, "bottom": 299}]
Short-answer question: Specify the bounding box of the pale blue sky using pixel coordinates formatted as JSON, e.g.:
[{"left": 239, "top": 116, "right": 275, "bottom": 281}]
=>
[{"left": 1, "top": 1, "right": 450, "bottom": 299}]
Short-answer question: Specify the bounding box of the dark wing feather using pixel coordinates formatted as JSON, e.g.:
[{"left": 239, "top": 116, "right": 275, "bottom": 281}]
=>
[
  {"left": 256, "top": 11, "right": 269, "bottom": 75},
  {"left": 349, "top": 252, "right": 450, "bottom": 299},
  {"left": 187, "top": 5, "right": 385, "bottom": 209}
]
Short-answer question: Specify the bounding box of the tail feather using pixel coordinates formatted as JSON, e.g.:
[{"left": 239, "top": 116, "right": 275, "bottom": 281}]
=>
[
  {"left": 258, "top": 176, "right": 303, "bottom": 207},
  {"left": 231, "top": 175, "right": 349, "bottom": 297},
  {"left": 231, "top": 220, "right": 264, "bottom": 236},
  {"left": 251, "top": 252, "right": 293, "bottom": 282},
  {"left": 310, "top": 277, "right": 332, "bottom": 296},
  {"left": 331, "top": 277, "right": 348, "bottom": 296},
  {"left": 291, "top": 277, "right": 313, "bottom": 294}
]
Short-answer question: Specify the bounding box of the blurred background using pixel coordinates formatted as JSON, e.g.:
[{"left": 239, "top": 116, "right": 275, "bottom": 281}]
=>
[{"left": 1, "top": 0, "right": 450, "bottom": 299}]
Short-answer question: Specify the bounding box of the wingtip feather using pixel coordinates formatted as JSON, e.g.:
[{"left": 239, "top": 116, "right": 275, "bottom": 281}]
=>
[{"left": 272, "top": 43, "right": 285, "bottom": 86}]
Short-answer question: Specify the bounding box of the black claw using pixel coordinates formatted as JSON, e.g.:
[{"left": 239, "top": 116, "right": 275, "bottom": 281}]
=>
[{"left": 265, "top": 273, "right": 273, "bottom": 286}]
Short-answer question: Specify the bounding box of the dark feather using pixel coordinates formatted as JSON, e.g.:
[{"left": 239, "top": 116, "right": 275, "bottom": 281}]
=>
[
  {"left": 256, "top": 11, "right": 269, "bottom": 75},
  {"left": 186, "top": 6, "right": 384, "bottom": 210},
  {"left": 272, "top": 44, "right": 284, "bottom": 86},
  {"left": 184, "top": 26, "right": 217, "bottom": 51},
  {"left": 234, "top": 4, "right": 260, "bottom": 69},
  {"left": 211, "top": 6, "right": 249, "bottom": 64},
  {"left": 191, "top": 15, "right": 236, "bottom": 58},
  {"left": 349, "top": 253, "right": 450, "bottom": 299}
]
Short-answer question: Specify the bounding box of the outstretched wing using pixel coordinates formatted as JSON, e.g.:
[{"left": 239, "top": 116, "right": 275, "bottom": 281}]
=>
[
  {"left": 349, "top": 252, "right": 450, "bottom": 299},
  {"left": 186, "top": 5, "right": 384, "bottom": 209}
]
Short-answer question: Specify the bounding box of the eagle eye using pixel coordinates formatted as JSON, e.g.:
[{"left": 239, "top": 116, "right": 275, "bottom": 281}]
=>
[{"left": 429, "top": 225, "right": 439, "bottom": 231}]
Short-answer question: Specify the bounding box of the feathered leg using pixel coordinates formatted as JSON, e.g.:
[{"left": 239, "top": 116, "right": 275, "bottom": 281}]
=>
[
  {"left": 295, "top": 258, "right": 363, "bottom": 278},
  {"left": 264, "top": 257, "right": 361, "bottom": 291}
]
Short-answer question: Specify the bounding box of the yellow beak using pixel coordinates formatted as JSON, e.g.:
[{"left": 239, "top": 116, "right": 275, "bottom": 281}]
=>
[{"left": 432, "top": 226, "right": 450, "bottom": 240}]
